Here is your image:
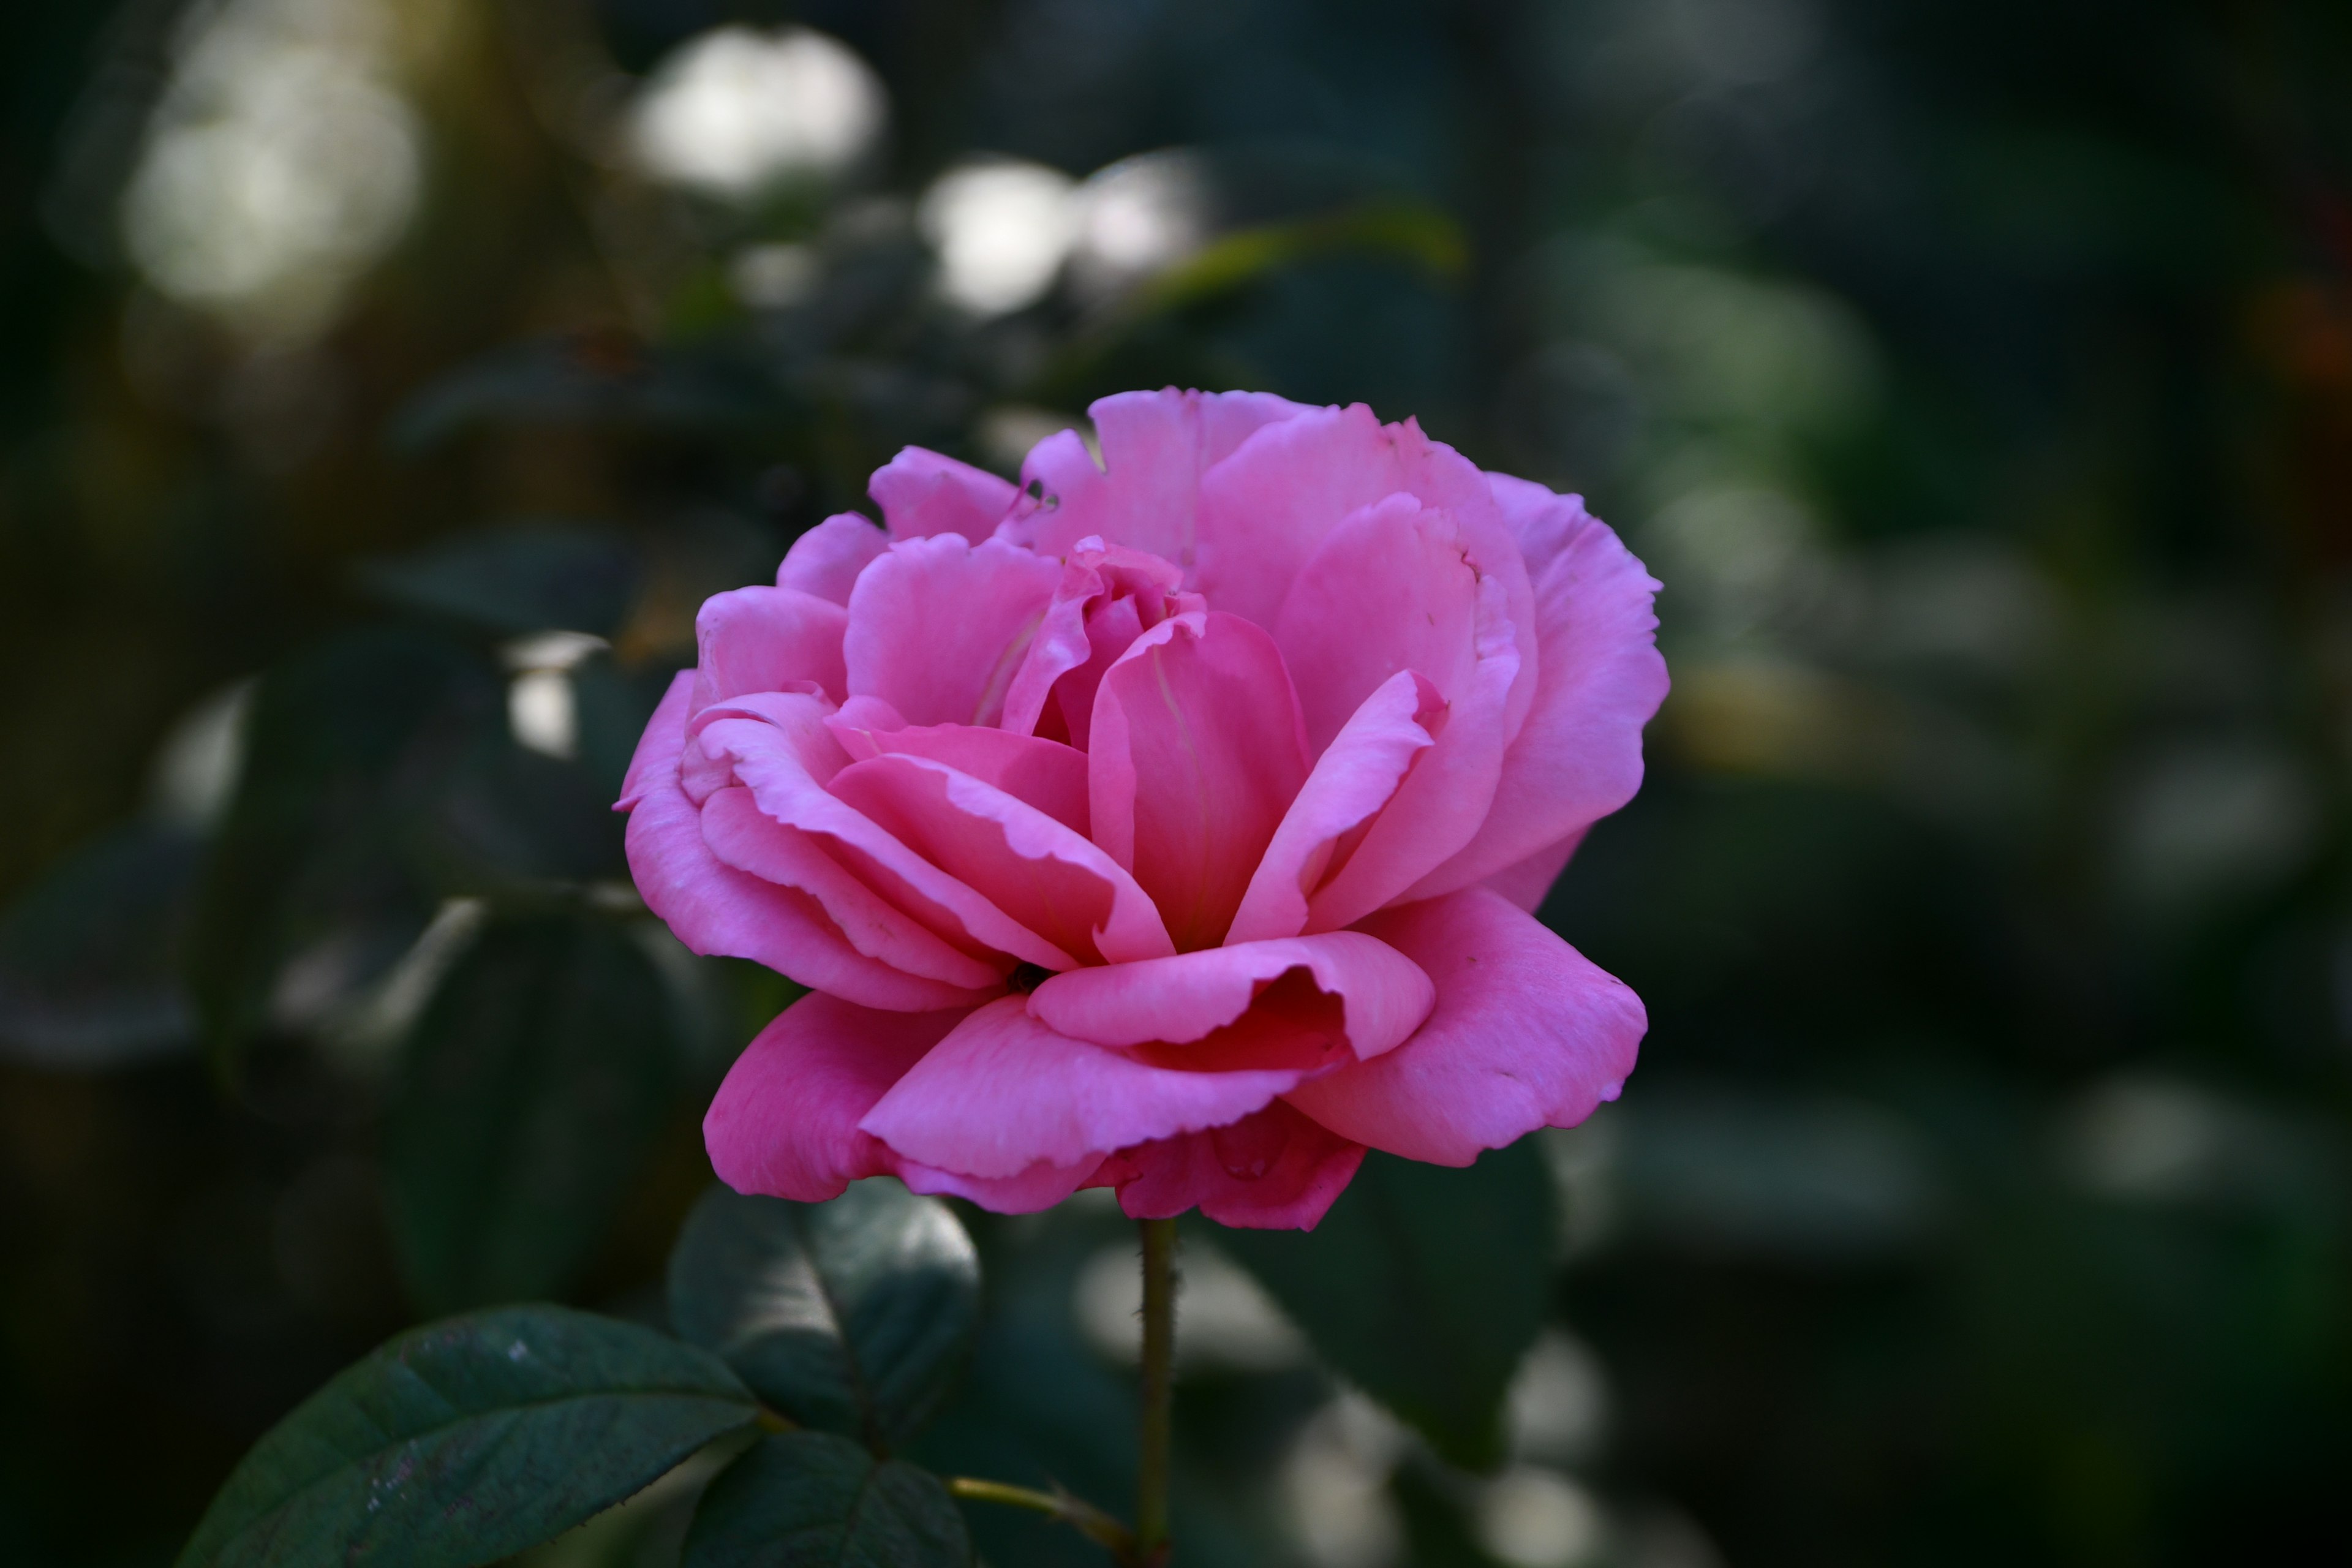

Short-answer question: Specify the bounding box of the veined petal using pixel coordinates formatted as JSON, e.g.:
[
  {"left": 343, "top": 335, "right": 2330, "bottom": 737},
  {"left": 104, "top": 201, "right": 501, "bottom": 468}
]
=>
[
  {"left": 1088, "top": 610, "right": 1311, "bottom": 951},
  {"left": 844, "top": 535, "right": 1062, "bottom": 727}
]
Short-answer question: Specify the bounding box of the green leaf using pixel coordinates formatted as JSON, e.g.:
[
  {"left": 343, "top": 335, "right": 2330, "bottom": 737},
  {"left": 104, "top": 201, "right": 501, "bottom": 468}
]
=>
[
  {"left": 1215, "top": 1143, "right": 1557, "bottom": 1471},
  {"left": 391, "top": 336, "right": 783, "bottom": 450},
  {"left": 385, "top": 914, "right": 682, "bottom": 1314},
  {"left": 184, "top": 628, "right": 499, "bottom": 1065},
  {"left": 682, "top": 1433, "right": 971, "bottom": 1568},
  {"left": 355, "top": 523, "right": 641, "bottom": 638},
  {"left": 0, "top": 821, "right": 198, "bottom": 1067},
  {"left": 177, "top": 1304, "right": 758, "bottom": 1568},
  {"left": 668, "top": 1183, "right": 979, "bottom": 1451}
]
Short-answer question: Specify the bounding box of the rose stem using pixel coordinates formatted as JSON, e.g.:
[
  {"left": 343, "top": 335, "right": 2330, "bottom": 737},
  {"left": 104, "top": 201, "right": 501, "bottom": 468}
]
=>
[
  {"left": 945, "top": 1477, "right": 1135, "bottom": 1555},
  {"left": 1134, "top": 1216, "right": 1179, "bottom": 1566}
]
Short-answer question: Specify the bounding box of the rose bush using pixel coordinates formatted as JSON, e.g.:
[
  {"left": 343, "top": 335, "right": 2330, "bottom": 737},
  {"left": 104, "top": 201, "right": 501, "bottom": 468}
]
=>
[{"left": 620, "top": 390, "right": 1667, "bottom": 1229}]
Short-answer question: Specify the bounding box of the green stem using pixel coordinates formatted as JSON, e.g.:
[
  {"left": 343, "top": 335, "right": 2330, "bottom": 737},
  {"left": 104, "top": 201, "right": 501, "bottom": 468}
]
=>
[
  {"left": 1134, "top": 1217, "right": 1178, "bottom": 1567},
  {"left": 946, "top": 1477, "right": 1134, "bottom": 1556}
]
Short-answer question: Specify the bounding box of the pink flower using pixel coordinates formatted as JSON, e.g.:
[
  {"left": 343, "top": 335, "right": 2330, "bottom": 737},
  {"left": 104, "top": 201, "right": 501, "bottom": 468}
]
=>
[{"left": 620, "top": 390, "right": 1667, "bottom": 1229}]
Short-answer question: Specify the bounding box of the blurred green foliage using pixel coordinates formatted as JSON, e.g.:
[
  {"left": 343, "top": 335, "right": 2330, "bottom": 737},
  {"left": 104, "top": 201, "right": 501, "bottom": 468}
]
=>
[{"left": 6, "top": 0, "right": 2352, "bottom": 1564}]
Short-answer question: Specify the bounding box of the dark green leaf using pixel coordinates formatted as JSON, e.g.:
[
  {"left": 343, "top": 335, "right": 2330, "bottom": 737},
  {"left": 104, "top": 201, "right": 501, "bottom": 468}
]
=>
[
  {"left": 391, "top": 336, "right": 784, "bottom": 450},
  {"left": 669, "top": 1184, "right": 979, "bottom": 1451},
  {"left": 177, "top": 1304, "right": 758, "bottom": 1568},
  {"left": 571, "top": 652, "right": 684, "bottom": 802},
  {"left": 1215, "top": 1144, "right": 1557, "bottom": 1470},
  {"left": 682, "top": 1433, "right": 971, "bottom": 1568},
  {"left": 184, "top": 629, "right": 499, "bottom": 1064},
  {"left": 0, "top": 821, "right": 198, "bottom": 1066},
  {"left": 355, "top": 523, "right": 641, "bottom": 638},
  {"left": 386, "top": 914, "right": 682, "bottom": 1313}
]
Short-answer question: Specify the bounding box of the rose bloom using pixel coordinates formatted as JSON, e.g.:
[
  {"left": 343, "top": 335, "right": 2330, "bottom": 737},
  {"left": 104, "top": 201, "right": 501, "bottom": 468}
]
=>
[{"left": 620, "top": 390, "right": 1666, "bottom": 1229}]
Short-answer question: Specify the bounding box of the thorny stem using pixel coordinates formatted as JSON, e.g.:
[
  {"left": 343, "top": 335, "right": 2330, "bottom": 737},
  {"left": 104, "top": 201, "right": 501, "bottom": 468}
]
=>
[
  {"left": 938, "top": 1222, "right": 1180, "bottom": 1566},
  {"left": 946, "top": 1477, "right": 1136, "bottom": 1555},
  {"left": 1134, "top": 1216, "right": 1178, "bottom": 1567}
]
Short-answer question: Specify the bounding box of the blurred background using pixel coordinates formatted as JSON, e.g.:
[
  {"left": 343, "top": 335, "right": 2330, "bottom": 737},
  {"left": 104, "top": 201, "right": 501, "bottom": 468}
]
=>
[{"left": 5, "top": 0, "right": 2351, "bottom": 1564}]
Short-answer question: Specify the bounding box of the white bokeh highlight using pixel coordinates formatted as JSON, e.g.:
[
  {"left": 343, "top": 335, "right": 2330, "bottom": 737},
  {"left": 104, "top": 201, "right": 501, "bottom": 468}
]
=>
[{"left": 628, "top": 26, "right": 886, "bottom": 201}]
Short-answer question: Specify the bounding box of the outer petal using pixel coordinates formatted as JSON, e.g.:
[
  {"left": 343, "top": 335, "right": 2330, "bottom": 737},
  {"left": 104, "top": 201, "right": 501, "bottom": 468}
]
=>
[
  {"left": 777, "top": 513, "right": 888, "bottom": 604},
  {"left": 622, "top": 684, "right": 982, "bottom": 1009},
  {"left": 699, "top": 787, "right": 1007, "bottom": 992},
  {"left": 1480, "top": 829, "right": 1586, "bottom": 913},
  {"left": 1303, "top": 574, "right": 1521, "bottom": 932},
  {"left": 861, "top": 997, "right": 1307, "bottom": 1179},
  {"left": 844, "top": 535, "right": 1062, "bottom": 727},
  {"left": 690, "top": 586, "right": 848, "bottom": 710},
  {"left": 895, "top": 1156, "right": 1099, "bottom": 1214},
  {"left": 1409, "top": 477, "right": 1668, "bottom": 898},
  {"left": 1088, "top": 611, "right": 1311, "bottom": 951},
  {"left": 1028, "top": 931, "right": 1431, "bottom": 1061},
  {"left": 1227, "top": 671, "right": 1439, "bottom": 944},
  {"left": 1193, "top": 404, "right": 1538, "bottom": 737},
  {"left": 869, "top": 447, "right": 1018, "bottom": 542},
  {"left": 826, "top": 752, "right": 1175, "bottom": 966},
  {"left": 1273, "top": 494, "right": 1483, "bottom": 753},
  {"left": 698, "top": 697, "right": 1077, "bottom": 971},
  {"left": 705, "top": 993, "right": 968, "bottom": 1201},
  {"left": 996, "top": 388, "right": 1312, "bottom": 566},
  {"left": 1101, "top": 1102, "right": 1365, "bottom": 1229},
  {"left": 1283, "top": 889, "right": 1644, "bottom": 1165}
]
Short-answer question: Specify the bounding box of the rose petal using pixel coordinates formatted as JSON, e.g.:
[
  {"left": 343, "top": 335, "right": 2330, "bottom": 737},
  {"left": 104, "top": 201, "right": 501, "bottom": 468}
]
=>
[
  {"left": 1088, "top": 610, "right": 1311, "bottom": 951},
  {"left": 869, "top": 447, "right": 1018, "bottom": 542},
  {"left": 1193, "top": 404, "right": 1538, "bottom": 737},
  {"left": 1303, "top": 573, "right": 1521, "bottom": 932},
  {"left": 1028, "top": 930, "right": 1431, "bottom": 1061},
  {"left": 1480, "top": 829, "right": 1586, "bottom": 913},
  {"left": 895, "top": 1156, "right": 1100, "bottom": 1213},
  {"left": 624, "top": 685, "right": 983, "bottom": 1009},
  {"left": 1101, "top": 1101, "right": 1365, "bottom": 1229},
  {"left": 826, "top": 752, "right": 1175, "bottom": 966},
  {"left": 689, "top": 586, "right": 849, "bottom": 711},
  {"left": 1227, "top": 670, "right": 1439, "bottom": 944},
  {"left": 825, "top": 710, "right": 1090, "bottom": 834},
  {"left": 1273, "top": 494, "right": 1483, "bottom": 753},
  {"left": 705, "top": 992, "right": 968, "bottom": 1201},
  {"left": 698, "top": 696, "right": 1078, "bottom": 970},
  {"left": 777, "top": 513, "right": 889, "bottom": 604},
  {"left": 997, "top": 388, "right": 1311, "bottom": 566},
  {"left": 1282, "top": 889, "right": 1644, "bottom": 1165},
  {"left": 700, "top": 786, "right": 1008, "bottom": 992},
  {"left": 860, "top": 996, "right": 1306, "bottom": 1178},
  {"left": 1000, "top": 541, "right": 1191, "bottom": 742},
  {"left": 844, "top": 535, "right": 1063, "bottom": 727},
  {"left": 1409, "top": 477, "right": 1667, "bottom": 898}
]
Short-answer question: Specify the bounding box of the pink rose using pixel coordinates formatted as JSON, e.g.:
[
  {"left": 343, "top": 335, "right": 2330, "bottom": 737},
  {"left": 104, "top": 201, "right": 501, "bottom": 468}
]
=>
[{"left": 620, "top": 390, "right": 1667, "bottom": 1229}]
